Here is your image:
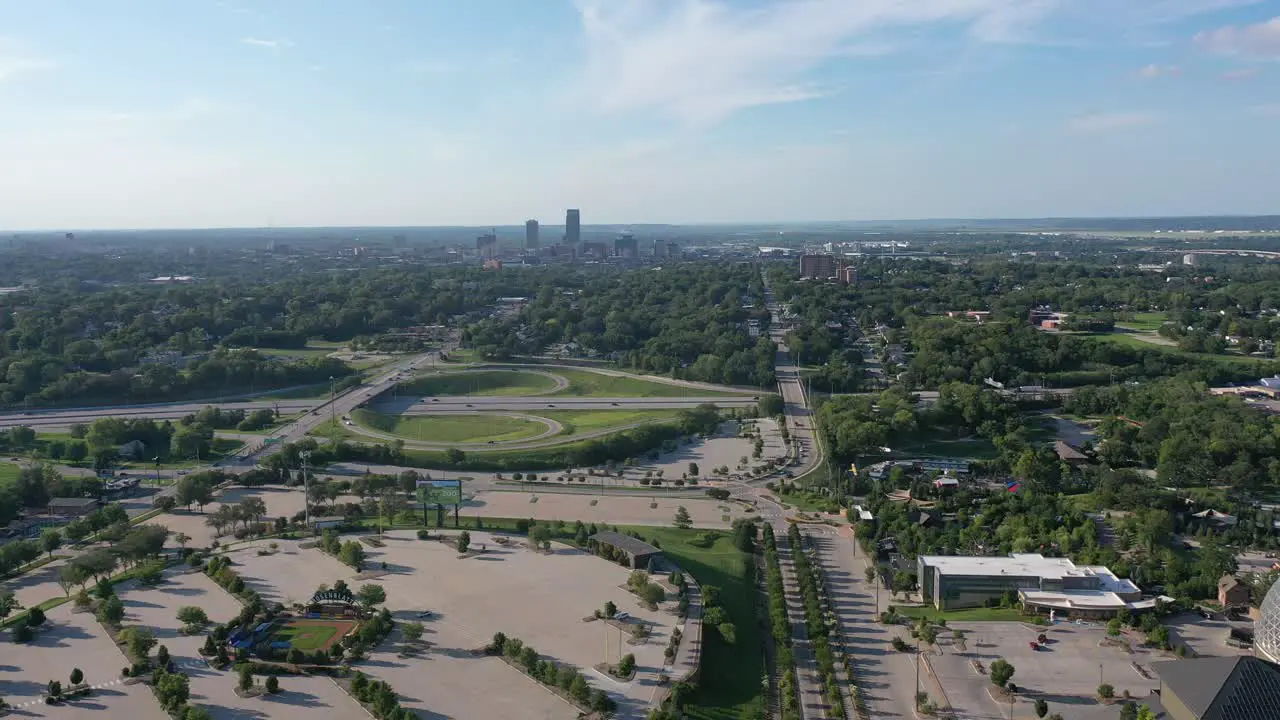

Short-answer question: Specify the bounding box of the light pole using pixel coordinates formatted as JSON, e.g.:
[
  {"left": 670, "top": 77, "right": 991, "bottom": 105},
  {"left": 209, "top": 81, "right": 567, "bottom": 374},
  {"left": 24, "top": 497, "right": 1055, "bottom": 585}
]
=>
[
  {"left": 300, "top": 450, "right": 312, "bottom": 528},
  {"left": 329, "top": 375, "right": 336, "bottom": 427}
]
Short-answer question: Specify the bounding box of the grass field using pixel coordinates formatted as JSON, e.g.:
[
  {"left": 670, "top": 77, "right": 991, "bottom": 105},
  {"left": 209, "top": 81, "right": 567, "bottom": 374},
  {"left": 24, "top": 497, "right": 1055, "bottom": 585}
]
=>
[
  {"left": 627, "top": 526, "right": 762, "bottom": 720},
  {"left": 540, "top": 409, "right": 681, "bottom": 435},
  {"left": 550, "top": 368, "right": 747, "bottom": 398},
  {"left": 252, "top": 345, "right": 339, "bottom": 359},
  {"left": 1116, "top": 312, "right": 1169, "bottom": 332},
  {"left": 400, "top": 370, "right": 560, "bottom": 397},
  {"left": 0, "top": 462, "right": 20, "bottom": 483},
  {"left": 352, "top": 409, "right": 548, "bottom": 443},
  {"left": 271, "top": 618, "right": 356, "bottom": 651},
  {"left": 1084, "top": 332, "right": 1276, "bottom": 366},
  {"left": 894, "top": 606, "right": 1025, "bottom": 623}
]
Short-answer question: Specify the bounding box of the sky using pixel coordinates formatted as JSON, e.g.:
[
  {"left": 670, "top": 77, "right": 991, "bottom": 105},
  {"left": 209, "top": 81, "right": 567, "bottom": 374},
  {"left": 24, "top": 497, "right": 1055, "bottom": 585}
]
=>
[{"left": 1, "top": 0, "right": 1279, "bottom": 229}]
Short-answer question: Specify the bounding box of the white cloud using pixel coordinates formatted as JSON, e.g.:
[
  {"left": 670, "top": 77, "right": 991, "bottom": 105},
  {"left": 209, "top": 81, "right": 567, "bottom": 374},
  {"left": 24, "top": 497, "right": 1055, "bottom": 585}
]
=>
[
  {"left": 1067, "top": 111, "right": 1158, "bottom": 132},
  {"left": 241, "top": 37, "right": 294, "bottom": 49},
  {"left": 1194, "top": 16, "right": 1280, "bottom": 58},
  {"left": 573, "top": 0, "right": 1251, "bottom": 126},
  {"left": 1138, "top": 63, "right": 1179, "bottom": 78},
  {"left": 0, "top": 56, "right": 55, "bottom": 82}
]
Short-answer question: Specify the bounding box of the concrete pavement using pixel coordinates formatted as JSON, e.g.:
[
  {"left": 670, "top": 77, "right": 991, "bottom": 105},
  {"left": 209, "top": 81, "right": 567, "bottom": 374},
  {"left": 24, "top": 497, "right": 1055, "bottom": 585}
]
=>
[{"left": 383, "top": 396, "right": 757, "bottom": 414}]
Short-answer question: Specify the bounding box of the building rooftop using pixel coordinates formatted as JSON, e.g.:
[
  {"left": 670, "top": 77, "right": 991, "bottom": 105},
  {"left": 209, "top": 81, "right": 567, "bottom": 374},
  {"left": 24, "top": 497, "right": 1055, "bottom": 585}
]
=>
[
  {"left": 47, "top": 497, "right": 99, "bottom": 511},
  {"left": 589, "top": 531, "right": 662, "bottom": 557},
  {"left": 920, "top": 553, "right": 1138, "bottom": 592},
  {"left": 1053, "top": 440, "right": 1088, "bottom": 461},
  {"left": 1152, "top": 656, "right": 1280, "bottom": 720}
]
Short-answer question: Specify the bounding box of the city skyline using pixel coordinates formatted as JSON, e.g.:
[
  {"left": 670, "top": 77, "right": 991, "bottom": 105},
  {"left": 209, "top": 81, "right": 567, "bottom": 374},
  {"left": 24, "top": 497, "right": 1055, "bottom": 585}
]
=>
[{"left": 1, "top": 1, "right": 1279, "bottom": 230}]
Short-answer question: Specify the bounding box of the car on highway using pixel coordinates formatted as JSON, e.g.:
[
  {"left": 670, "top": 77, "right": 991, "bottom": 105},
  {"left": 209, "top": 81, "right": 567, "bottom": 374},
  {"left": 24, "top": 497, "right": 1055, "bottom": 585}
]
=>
[
  {"left": 611, "top": 402, "right": 618, "bottom": 406},
  {"left": 466, "top": 403, "right": 473, "bottom": 407},
  {"left": 548, "top": 404, "right": 555, "bottom": 408}
]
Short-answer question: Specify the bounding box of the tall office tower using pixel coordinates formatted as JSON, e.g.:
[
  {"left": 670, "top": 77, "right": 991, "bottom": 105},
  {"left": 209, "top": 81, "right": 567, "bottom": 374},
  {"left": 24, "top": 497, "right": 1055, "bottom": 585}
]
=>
[
  {"left": 525, "top": 219, "right": 540, "bottom": 250},
  {"left": 476, "top": 230, "right": 498, "bottom": 260},
  {"left": 615, "top": 231, "right": 638, "bottom": 258},
  {"left": 564, "top": 209, "right": 581, "bottom": 246}
]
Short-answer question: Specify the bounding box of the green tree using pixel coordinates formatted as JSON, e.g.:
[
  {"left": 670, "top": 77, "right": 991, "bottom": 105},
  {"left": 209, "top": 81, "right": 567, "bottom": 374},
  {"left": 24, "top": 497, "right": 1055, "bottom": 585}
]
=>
[
  {"left": 989, "top": 658, "right": 1015, "bottom": 688},
  {"left": 357, "top": 583, "right": 387, "bottom": 607},
  {"left": 265, "top": 675, "right": 280, "bottom": 694},
  {"left": 237, "top": 666, "right": 254, "bottom": 692},
  {"left": 457, "top": 530, "right": 471, "bottom": 553},
  {"left": 40, "top": 527, "right": 62, "bottom": 558},
  {"left": 618, "top": 653, "right": 636, "bottom": 676},
  {"left": 177, "top": 606, "right": 209, "bottom": 627},
  {"left": 674, "top": 506, "right": 692, "bottom": 529},
  {"left": 69, "top": 667, "right": 83, "bottom": 686},
  {"left": 1034, "top": 698, "right": 1048, "bottom": 718}
]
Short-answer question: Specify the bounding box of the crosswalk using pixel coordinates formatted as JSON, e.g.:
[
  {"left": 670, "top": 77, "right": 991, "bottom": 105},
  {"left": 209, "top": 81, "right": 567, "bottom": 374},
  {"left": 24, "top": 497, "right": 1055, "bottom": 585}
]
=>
[{"left": 6, "top": 659, "right": 208, "bottom": 709}]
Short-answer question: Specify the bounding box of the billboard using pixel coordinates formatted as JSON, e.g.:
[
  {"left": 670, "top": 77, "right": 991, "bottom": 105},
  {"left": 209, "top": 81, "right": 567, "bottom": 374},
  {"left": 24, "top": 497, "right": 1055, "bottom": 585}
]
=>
[{"left": 416, "top": 479, "right": 462, "bottom": 506}]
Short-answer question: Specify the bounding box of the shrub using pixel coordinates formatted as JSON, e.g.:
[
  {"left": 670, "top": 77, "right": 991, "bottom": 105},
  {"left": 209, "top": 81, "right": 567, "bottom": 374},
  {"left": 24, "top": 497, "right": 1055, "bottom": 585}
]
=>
[
  {"left": 265, "top": 675, "right": 280, "bottom": 694},
  {"left": 1098, "top": 683, "right": 1115, "bottom": 699}
]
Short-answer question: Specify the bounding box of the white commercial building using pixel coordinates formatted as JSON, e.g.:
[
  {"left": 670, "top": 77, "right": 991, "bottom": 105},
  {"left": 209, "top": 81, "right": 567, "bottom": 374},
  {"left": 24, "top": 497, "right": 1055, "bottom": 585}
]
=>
[{"left": 918, "top": 553, "right": 1155, "bottom": 618}]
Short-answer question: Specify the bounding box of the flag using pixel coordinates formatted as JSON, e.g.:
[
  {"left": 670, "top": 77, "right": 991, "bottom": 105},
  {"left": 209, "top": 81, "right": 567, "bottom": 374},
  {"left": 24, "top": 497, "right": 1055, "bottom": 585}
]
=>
[{"left": 1005, "top": 480, "right": 1020, "bottom": 493}]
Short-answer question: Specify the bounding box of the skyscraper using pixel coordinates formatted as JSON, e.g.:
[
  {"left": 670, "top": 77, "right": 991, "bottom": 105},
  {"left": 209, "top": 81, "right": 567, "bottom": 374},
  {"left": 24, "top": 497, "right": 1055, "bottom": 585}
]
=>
[
  {"left": 525, "top": 220, "right": 539, "bottom": 250},
  {"left": 564, "top": 209, "right": 581, "bottom": 246}
]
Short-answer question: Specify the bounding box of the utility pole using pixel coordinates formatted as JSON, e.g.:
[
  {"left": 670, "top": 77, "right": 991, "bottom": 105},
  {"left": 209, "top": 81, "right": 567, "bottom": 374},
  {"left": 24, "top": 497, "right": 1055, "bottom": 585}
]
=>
[{"left": 301, "top": 450, "right": 312, "bottom": 528}]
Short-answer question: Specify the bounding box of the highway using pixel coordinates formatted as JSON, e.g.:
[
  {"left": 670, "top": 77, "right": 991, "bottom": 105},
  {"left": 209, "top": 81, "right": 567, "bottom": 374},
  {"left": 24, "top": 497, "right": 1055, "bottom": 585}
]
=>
[
  {"left": 0, "top": 400, "right": 317, "bottom": 430},
  {"left": 381, "top": 396, "right": 756, "bottom": 414}
]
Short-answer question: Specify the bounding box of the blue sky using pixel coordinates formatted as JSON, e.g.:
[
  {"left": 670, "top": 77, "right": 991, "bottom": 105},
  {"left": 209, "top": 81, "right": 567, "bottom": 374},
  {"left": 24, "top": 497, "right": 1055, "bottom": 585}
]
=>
[{"left": 1, "top": 0, "right": 1278, "bottom": 229}]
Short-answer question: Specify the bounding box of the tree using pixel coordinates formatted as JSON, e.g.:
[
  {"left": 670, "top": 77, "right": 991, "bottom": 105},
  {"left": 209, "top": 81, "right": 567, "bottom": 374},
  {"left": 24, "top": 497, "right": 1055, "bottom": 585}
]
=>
[
  {"left": 1137, "top": 705, "right": 1158, "bottom": 720},
  {"left": 121, "top": 627, "right": 156, "bottom": 660},
  {"left": 175, "top": 474, "right": 215, "bottom": 512},
  {"left": 70, "top": 668, "right": 83, "bottom": 686},
  {"left": 674, "top": 506, "right": 692, "bottom": 529},
  {"left": 174, "top": 532, "right": 190, "bottom": 550},
  {"left": 1098, "top": 683, "right": 1115, "bottom": 699},
  {"left": 40, "top": 527, "right": 62, "bottom": 558},
  {"left": 27, "top": 606, "right": 46, "bottom": 627},
  {"left": 47, "top": 680, "right": 62, "bottom": 699},
  {"left": 457, "top": 530, "right": 471, "bottom": 554},
  {"left": 156, "top": 671, "right": 190, "bottom": 710},
  {"left": 177, "top": 606, "right": 209, "bottom": 627},
  {"left": 759, "top": 394, "right": 785, "bottom": 417},
  {"left": 265, "top": 675, "right": 280, "bottom": 694},
  {"left": 642, "top": 583, "right": 666, "bottom": 608},
  {"left": 237, "top": 666, "right": 254, "bottom": 692},
  {"left": 183, "top": 707, "right": 213, "bottom": 720},
  {"left": 688, "top": 462, "right": 699, "bottom": 477},
  {"left": 618, "top": 653, "right": 636, "bottom": 676},
  {"left": 1120, "top": 702, "right": 1139, "bottom": 720},
  {"left": 357, "top": 584, "right": 387, "bottom": 607},
  {"left": 604, "top": 600, "right": 617, "bottom": 619},
  {"left": 1034, "top": 698, "right": 1048, "bottom": 718},
  {"left": 338, "top": 541, "right": 366, "bottom": 570},
  {"left": 0, "top": 590, "right": 15, "bottom": 620},
  {"left": 569, "top": 674, "right": 590, "bottom": 703},
  {"left": 98, "top": 596, "right": 125, "bottom": 625},
  {"left": 402, "top": 622, "right": 424, "bottom": 643},
  {"left": 989, "top": 658, "right": 1015, "bottom": 688}
]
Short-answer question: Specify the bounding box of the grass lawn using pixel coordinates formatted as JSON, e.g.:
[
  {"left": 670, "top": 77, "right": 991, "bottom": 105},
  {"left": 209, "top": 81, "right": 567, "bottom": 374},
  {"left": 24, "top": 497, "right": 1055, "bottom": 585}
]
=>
[
  {"left": 272, "top": 620, "right": 345, "bottom": 651},
  {"left": 1083, "top": 332, "right": 1277, "bottom": 366},
  {"left": 0, "top": 461, "right": 20, "bottom": 483},
  {"left": 894, "top": 437, "right": 1000, "bottom": 460},
  {"left": 1116, "top": 312, "right": 1168, "bottom": 332},
  {"left": 351, "top": 409, "right": 548, "bottom": 443},
  {"left": 252, "top": 345, "right": 339, "bottom": 359},
  {"left": 623, "top": 526, "right": 762, "bottom": 720},
  {"left": 550, "top": 368, "right": 748, "bottom": 398},
  {"left": 400, "top": 370, "right": 560, "bottom": 397},
  {"left": 540, "top": 409, "right": 681, "bottom": 436},
  {"left": 894, "top": 606, "right": 1026, "bottom": 623},
  {"left": 779, "top": 489, "right": 843, "bottom": 514},
  {"left": 250, "top": 382, "right": 333, "bottom": 401}
]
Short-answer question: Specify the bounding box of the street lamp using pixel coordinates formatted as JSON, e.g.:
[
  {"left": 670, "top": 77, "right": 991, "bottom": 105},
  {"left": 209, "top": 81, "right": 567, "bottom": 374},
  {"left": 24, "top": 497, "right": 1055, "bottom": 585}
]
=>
[
  {"left": 300, "top": 450, "right": 312, "bottom": 528},
  {"left": 329, "top": 375, "right": 336, "bottom": 427}
]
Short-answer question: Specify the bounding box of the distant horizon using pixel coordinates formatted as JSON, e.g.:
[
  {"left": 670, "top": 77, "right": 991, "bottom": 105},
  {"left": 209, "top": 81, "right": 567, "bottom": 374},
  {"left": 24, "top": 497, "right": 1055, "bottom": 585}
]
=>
[{"left": 6, "top": 213, "right": 1280, "bottom": 236}]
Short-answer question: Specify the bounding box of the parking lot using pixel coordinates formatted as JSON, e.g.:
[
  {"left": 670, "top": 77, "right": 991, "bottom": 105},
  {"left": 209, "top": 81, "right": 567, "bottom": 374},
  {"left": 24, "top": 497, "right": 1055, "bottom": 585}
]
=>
[
  {"left": 929, "top": 621, "right": 1162, "bottom": 720},
  {"left": 468, "top": 491, "right": 749, "bottom": 528},
  {"left": 0, "top": 603, "right": 168, "bottom": 719},
  {"left": 227, "top": 540, "right": 356, "bottom": 607},
  {"left": 349, "top": 530, "right": 682, "bottom": 719},
  {"left": 151, "top": 486, "right": 309, "bottom": 548}
]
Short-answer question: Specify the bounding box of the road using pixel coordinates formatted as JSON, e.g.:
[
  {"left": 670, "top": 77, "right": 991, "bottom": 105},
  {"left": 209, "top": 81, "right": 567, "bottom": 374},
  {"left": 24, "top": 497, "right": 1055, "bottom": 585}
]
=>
[
  {"left": 381, "top": 396, "right": 757, "bottom": 414},
  {"left": 0, "top": 400, "right": 316, "bottom": 429}
]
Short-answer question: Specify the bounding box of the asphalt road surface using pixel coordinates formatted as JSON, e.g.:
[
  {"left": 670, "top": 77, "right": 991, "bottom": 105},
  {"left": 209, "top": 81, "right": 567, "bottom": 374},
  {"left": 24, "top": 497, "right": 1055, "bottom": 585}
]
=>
[
  {"left": 0, "top": 400, "right": 317, "bottom": 429},
  {"left": 385, "top": 396, "right": 757, "bottom": 414}
]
